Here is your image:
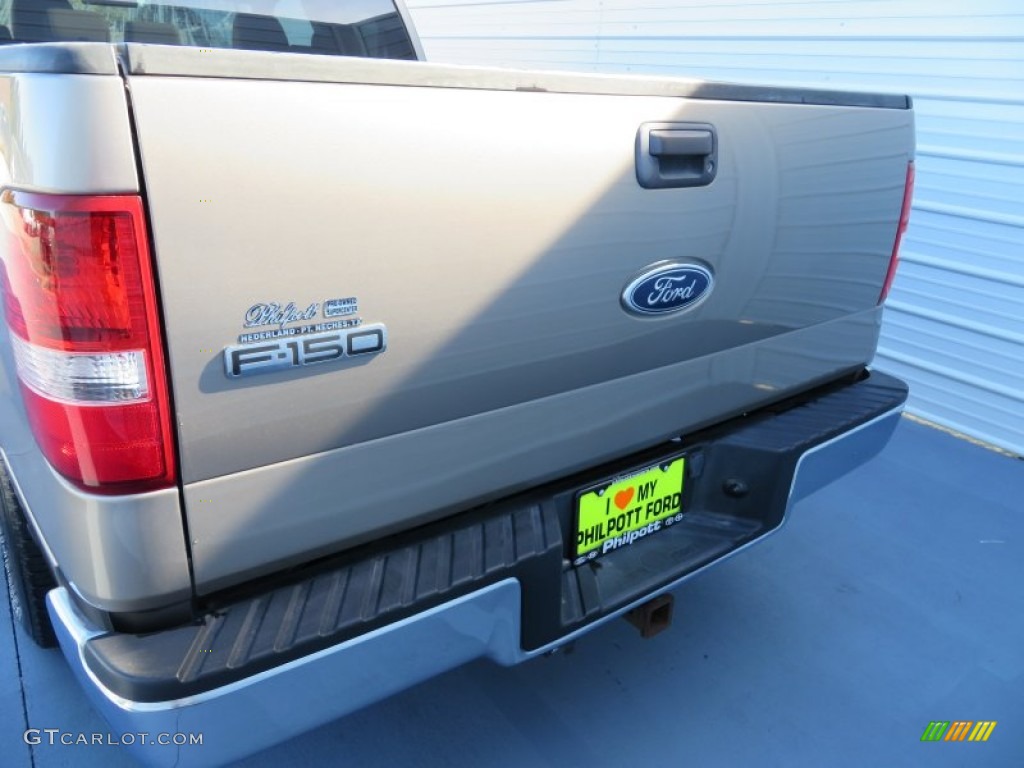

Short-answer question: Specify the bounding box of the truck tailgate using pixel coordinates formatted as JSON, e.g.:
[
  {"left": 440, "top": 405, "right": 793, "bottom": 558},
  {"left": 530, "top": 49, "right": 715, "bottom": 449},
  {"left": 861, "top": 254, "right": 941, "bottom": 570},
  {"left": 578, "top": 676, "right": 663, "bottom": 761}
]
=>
[{"left": 123, "top": 47, "right": 913, "bottom": 591}]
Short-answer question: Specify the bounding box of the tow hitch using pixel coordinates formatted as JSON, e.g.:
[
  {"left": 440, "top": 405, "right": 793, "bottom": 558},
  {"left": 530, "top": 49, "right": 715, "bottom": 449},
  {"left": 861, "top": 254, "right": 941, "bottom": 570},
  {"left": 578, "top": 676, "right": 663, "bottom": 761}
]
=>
[{"left": 624, "top": 593, "right": 674, "bottom": 638}]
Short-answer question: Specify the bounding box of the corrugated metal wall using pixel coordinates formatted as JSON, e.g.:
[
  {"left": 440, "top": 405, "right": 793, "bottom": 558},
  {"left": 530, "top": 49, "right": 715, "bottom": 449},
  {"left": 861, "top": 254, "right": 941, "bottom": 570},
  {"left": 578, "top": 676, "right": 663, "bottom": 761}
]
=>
[{"left": 406, "top": 0, "right": 1024, "bottom": 455}]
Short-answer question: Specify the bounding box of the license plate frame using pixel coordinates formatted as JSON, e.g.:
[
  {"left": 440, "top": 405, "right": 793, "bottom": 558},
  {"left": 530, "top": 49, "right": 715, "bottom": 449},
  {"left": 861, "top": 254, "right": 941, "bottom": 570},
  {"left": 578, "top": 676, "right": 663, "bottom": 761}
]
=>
[{"left": 572, "top": 454, "right": 687, "bottom": 565}]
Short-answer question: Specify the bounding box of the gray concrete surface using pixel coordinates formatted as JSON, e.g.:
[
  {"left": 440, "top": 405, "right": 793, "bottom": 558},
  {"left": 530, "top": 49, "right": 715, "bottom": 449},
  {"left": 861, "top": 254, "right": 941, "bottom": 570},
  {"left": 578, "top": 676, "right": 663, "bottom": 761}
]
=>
[{"left": 3, "top": 416, "right": 1022, "bottom": 766}]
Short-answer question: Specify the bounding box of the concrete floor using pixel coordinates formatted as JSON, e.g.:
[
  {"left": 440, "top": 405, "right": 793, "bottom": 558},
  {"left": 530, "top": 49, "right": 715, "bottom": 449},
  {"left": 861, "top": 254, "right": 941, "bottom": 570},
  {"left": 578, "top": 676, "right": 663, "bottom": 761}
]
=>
[{"left": 3, "top": 416, "right": 1022, "bottom": 767}]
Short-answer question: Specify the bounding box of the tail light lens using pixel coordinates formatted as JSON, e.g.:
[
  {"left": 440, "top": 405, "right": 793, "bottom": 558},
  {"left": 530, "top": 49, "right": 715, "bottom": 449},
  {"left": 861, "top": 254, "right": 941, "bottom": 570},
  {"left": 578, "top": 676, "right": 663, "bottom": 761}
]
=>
[
  {"left": 879, "top": 160, "right": 915, "bottom": 304},
  {"left": 0, "top": 191, "right": 176, "bottom": 493}
]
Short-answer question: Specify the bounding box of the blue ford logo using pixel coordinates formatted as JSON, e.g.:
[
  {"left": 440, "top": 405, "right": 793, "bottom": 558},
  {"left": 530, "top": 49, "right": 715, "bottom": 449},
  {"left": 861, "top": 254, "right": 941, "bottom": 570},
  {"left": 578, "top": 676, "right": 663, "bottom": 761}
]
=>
[{"left": 621, "top": 262, "right": 714, "bottom": 316}]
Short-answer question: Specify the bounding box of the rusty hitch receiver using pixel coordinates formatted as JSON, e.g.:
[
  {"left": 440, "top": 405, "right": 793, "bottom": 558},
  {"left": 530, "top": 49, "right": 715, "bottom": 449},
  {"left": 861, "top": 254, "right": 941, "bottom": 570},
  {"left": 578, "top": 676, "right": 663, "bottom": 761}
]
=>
[{"left": 624, "top": 593, "right": 674, "bottom": 639}]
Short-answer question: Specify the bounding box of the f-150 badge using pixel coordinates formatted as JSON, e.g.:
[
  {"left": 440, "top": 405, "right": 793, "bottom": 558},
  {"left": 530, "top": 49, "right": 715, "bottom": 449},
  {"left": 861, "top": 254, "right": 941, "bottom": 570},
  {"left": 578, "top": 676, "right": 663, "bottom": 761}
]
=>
[
  {"left": 621, "top": 262, "right": 714, "bottom": 317},
  {"left": 224, "top": 297, "right": 386, "bottom": 378}
]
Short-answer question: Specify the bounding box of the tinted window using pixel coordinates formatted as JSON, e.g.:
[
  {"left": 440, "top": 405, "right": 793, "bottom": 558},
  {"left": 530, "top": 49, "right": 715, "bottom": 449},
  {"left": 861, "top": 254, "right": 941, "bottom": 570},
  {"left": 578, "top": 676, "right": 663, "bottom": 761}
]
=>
[{"left": 0, "top": 0, "right": 417, "bottom": 59}]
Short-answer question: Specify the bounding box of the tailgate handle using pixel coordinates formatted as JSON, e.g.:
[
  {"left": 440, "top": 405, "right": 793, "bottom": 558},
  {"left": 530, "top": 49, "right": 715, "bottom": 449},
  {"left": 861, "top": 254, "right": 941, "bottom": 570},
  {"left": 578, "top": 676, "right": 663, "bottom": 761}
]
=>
[
  {"left": 649, "top": 129, "right": 713, "bottom": 157},
  {"left": 636, "top": 122, "right": 717, "bottom": 189}
]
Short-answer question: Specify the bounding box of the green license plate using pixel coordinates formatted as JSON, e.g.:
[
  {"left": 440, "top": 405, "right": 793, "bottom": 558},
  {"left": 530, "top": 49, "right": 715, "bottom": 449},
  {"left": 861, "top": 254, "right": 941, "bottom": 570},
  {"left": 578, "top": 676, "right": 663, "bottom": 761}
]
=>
[{"left": 573, "top": 455, "right": 686, "bottom": 565}]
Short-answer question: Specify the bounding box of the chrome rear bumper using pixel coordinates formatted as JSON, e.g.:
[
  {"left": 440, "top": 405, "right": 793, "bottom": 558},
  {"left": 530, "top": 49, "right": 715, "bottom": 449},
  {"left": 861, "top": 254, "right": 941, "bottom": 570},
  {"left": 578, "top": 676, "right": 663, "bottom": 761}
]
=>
[{"left": 49, "top": 397, "right": 904, "bottom": 767}]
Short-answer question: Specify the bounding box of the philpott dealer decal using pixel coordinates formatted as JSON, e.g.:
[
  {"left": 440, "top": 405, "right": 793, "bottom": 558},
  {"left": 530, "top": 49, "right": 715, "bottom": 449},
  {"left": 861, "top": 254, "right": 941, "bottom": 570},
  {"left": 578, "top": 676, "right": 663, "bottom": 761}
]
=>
[{"left": 223, "top": 297, "right": 386, "bottom": 378}]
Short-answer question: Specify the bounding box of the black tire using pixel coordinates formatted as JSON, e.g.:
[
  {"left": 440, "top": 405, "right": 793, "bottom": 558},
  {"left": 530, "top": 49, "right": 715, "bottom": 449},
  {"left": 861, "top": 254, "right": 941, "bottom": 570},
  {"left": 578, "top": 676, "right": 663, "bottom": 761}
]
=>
[{"left": 0, "top": 463, "right": 57, "bottom": 648}]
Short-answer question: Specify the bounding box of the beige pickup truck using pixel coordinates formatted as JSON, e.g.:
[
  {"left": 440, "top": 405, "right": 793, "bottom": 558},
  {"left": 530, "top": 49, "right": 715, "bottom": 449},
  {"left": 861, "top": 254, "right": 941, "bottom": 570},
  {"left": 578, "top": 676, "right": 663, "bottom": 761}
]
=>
[{"left": 0, "top": 0, "right": 913, "bottom": 764}]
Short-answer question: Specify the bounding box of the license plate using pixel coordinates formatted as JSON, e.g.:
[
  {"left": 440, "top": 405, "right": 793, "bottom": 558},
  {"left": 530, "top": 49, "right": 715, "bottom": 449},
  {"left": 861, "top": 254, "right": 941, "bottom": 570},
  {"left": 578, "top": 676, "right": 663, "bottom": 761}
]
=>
[{"left": 573, "top": 456, "right": 686, "bottom": 565}]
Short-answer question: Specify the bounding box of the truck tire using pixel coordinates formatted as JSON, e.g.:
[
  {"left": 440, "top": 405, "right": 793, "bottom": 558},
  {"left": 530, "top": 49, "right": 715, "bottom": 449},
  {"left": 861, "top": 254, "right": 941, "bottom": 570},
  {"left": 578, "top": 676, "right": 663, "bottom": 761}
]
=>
[{"left": 0, "top": 464, "right": 57, "bottom": 648}]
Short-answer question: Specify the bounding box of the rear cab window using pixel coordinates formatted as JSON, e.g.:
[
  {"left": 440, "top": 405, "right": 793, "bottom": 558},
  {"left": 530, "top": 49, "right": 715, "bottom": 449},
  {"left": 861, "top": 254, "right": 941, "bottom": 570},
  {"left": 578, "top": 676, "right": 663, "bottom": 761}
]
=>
[{"left": 0, "top": 0, "right": 417, "bottom": 60}]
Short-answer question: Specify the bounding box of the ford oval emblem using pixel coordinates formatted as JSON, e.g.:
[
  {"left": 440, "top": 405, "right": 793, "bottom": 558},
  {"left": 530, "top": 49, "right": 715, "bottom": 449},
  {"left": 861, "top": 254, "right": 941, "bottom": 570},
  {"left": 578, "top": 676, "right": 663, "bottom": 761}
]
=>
[{"left": 621, "top": 262, "right": 714, "bottom": 316}]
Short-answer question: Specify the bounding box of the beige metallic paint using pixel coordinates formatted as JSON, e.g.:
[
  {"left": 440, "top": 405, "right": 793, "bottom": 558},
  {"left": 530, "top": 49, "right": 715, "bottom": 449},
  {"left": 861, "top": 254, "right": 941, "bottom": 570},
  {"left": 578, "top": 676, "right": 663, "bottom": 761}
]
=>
[{"left": 126, "top": 68, "right": 910, "bottom": 591}]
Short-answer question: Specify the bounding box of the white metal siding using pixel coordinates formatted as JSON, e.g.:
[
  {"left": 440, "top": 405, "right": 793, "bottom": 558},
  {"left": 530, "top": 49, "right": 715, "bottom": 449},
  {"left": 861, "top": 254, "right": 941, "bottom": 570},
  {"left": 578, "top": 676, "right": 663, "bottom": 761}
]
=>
[{"left": 407, "top": 0, "right": 1024, "bottom": 455}]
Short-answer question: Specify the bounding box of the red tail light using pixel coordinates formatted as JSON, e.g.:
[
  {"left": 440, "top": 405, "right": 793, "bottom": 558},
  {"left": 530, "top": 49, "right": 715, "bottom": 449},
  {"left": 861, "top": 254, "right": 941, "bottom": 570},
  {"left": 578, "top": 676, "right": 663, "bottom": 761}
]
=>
[
  {"left": 0, "top": 191, "right": 176, "bottom": 493},
  {"left": 879, "top": 160, "right": 915, "bottom": 304}
]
